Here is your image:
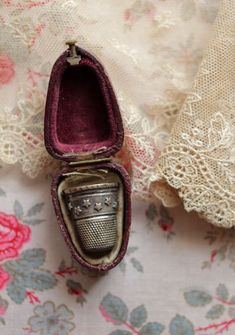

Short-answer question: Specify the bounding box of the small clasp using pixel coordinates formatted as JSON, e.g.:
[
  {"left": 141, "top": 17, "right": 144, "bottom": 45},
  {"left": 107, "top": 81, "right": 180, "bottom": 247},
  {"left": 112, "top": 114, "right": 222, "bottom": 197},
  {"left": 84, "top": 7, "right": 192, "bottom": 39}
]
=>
[{"left": 66, "top": 40, "right": 81, "bottom": 65}]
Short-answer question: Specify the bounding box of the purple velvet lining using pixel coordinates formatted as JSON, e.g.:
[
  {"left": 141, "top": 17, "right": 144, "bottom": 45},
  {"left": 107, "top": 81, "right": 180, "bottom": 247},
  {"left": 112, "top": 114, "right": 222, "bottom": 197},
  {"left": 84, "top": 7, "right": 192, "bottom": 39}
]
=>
[
  {"left": 51, "top": 162, "right": 131, "bottom": 272},
  {"left": 57, "top": 63, "right": 110, "bottom": 146},
  {"left": 45, "top": 47, "right": 124, "bottom": 161}
]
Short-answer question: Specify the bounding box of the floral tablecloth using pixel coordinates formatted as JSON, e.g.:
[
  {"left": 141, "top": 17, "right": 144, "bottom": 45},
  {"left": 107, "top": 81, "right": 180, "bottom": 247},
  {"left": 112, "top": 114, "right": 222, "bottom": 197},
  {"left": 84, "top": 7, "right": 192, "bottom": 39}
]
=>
[{"left": 0, "top": 165, "right": 235, "bottom": 335}]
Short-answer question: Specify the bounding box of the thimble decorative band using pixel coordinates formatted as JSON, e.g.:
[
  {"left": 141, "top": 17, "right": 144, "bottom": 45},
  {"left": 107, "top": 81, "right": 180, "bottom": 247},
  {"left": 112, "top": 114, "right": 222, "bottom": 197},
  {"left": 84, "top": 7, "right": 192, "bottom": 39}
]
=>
[{"left": 63, "top": 182, "right": 119, "bottom": 256}]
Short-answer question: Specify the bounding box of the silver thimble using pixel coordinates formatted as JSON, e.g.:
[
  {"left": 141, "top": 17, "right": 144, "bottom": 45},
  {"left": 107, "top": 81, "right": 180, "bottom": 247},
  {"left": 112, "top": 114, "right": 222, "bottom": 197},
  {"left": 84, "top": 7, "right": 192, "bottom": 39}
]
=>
[{"left": 63, "top": 182, "right": 119, "bottom": 257}]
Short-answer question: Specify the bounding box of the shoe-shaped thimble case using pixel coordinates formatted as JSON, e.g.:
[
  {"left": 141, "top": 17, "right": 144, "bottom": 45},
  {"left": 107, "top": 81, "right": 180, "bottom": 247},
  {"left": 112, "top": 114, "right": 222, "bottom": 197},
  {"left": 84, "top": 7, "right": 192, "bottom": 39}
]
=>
[{"left": 44, "top": 42, "right": 131, "bottom": 272}]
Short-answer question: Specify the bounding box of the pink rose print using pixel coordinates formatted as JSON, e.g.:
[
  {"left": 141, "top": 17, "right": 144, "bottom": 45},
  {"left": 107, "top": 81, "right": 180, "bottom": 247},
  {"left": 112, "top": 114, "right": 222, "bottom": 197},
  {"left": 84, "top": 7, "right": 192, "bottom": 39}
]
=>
[
  {"left": 0, "top": 213, "right": 30, "bottom": 290},
  {"left": 158, "top": 219, "right": 173, "bottom": 233},
  {"left": 0, "top": 294, "right": 8, "bottom": 317},
  {"left": 0, "top": 55, "right": 15, "bottom": 87},
  {"left": 0, "top": 212, "right": 30, "bottom": 262},
  {"left": 0, "top": 303, "right": 7, "bottom": 316},
  {"left": 0, "top": 267, "right": 10, "bottom": 291}
]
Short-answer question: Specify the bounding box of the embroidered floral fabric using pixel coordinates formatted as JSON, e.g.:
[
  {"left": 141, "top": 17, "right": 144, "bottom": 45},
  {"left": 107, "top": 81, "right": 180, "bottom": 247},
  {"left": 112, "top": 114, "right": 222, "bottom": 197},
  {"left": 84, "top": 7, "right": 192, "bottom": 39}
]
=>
[
  {"left": 0, "top": 0, "right": 219, "bottom": 197},
  {"left": 152, "top": 0, "right": 235, "bottom": 228}
]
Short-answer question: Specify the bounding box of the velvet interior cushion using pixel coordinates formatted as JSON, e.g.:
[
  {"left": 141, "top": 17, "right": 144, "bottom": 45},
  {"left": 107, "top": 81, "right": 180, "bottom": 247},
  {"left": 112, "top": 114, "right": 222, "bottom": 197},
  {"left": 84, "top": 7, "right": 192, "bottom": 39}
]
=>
[{"left": 57, "top": 64, "right": 111, "bottom": 146}]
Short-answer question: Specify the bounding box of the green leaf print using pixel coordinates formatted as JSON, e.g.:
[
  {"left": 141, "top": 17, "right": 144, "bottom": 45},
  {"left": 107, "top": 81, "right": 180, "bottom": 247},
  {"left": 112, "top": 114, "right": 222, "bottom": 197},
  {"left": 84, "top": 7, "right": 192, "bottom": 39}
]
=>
[
  {"left": 101, "top": 293, "right": 128, "bottom": 325},
  {"left": 140, "top": 322, "right": 165, "bottom": 335},
  {"left": 130, "top": 258, "right": 143, "bottom": 273},
  {"left": 27, "top": 203, "right": 44, "bottom": 217},
  {"left": 7, "top": 280, "right": 26, "bottom": 304},
  {"left": 4, "top": 248, "right": 57, "bottom": 304},
  {"left": 110, "top": 331, "right": 132, "bottom": 335},
  {"left": 184, "top": 290, "right": 212, "bottom": 306},
  {"left": 206, "top": 304, "right": 225, "bottom": 320},
  {"left": 169, "top": 315, "right": 194, "bottom": 335},
  {"left": 129, "top": 305, "right": 147, "bottom": 328},
  {"left": 13, "top": 200, "right": 24, "bottom": 219},
  {"left": 216, "top": 284, "right": 229, "bottom": 301}
]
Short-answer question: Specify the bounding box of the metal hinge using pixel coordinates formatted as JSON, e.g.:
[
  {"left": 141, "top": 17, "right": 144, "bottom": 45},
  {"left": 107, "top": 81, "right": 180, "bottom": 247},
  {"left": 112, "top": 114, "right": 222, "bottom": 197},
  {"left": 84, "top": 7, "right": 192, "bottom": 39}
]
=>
[
  {"left": 66, "top": 40, "right": 81, "bottom": 65},
  {"left": 68, "top": 158, "right": 111, "bottom": 167}
]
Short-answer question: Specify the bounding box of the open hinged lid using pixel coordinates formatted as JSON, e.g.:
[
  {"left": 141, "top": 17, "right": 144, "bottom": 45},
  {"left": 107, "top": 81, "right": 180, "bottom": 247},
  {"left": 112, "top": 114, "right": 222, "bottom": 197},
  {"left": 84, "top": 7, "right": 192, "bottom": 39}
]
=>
[{"left": 44, "top": 43, "right": 124, "bottom": 162}]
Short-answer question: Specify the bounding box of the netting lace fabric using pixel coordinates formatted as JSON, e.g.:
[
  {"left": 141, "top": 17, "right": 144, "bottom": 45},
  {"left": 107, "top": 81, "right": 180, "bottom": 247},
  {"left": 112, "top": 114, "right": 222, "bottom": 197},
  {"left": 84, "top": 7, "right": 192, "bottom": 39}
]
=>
[
  {"left": 0, "top": 1, "right": 218, "bottom": 196},
  {"left": 152, "top": 0, "right": 235, "bottom": 228}
]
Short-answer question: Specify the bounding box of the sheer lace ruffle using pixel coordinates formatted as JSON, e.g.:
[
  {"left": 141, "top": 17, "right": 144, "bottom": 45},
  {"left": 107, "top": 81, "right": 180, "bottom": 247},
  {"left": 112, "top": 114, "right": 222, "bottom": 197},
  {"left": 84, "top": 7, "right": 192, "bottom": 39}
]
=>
[{"left": 152, "top": 0, "right": 235, "bottom": 228}]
